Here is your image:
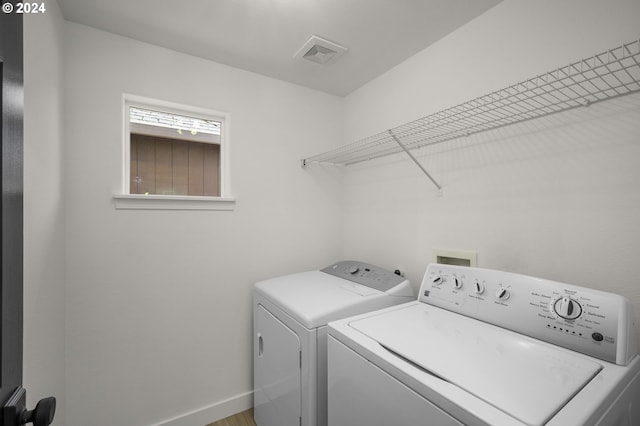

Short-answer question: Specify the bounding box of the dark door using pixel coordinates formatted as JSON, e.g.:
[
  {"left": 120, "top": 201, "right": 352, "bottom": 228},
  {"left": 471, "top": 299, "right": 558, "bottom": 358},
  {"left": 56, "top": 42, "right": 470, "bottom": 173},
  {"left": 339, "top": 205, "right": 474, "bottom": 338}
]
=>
[{"left": 1, "top": 5, "right": 54, "bottom": 426}]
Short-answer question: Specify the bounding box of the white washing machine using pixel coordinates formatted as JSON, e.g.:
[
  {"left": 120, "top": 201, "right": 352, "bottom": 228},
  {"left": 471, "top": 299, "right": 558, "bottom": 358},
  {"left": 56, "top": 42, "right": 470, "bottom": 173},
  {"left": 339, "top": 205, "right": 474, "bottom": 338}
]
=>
[
  {"left": 253, "top": 260, "right": 414, "bottom": 426},
  {"left": 328, "top": 264, "right": 640, "bottom": 426}
]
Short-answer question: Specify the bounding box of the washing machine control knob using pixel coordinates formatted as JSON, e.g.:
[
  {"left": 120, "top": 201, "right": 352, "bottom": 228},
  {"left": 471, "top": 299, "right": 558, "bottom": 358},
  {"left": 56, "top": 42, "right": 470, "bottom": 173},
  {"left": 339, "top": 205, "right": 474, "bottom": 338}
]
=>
[
  {"left": 473, "top": 279, "right": 485, "bottom": 295},
  {"left": 452, "top": 276, "right": 462, "bottom": 289},
  {"left": 431, "top": 275, "right": 443, "bottom": 285},
  {"left": 553, "top": 297, "right": 582, "bottom": 320},
  {"left": 496, "top": 287, "right": 510, "bottom": 301},
  {"left": 349, "top": 266, "right": 360, "bottom": 275}
]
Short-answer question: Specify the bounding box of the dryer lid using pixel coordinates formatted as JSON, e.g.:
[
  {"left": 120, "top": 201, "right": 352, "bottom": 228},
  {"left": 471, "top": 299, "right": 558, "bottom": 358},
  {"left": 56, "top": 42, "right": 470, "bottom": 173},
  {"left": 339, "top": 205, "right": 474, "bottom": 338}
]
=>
[
  {"left": 255, "top": 271, "right": 411, "bottom": 329},
  {"left": 349, "top": 304, "right": 602, "bottom": 426}
]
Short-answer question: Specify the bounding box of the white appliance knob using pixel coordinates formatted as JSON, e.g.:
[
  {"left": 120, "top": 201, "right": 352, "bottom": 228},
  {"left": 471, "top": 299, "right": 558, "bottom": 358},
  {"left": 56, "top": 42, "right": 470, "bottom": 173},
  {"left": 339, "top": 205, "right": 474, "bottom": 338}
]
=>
[
  {"left": 553, "top": 297, "right": 582, "bottom": 320},
  {"left": 473, "top": 279, "right": 485, "bottom": 295},
  {"left": 496, "top": 287, "right": 510, "bottom": 301},
  {"left": 452, "top": 276, "right": 463, "bottom": 289},
  {"left": 349, "top": 266, "right": 360, "bottom": 275},
  {"left": 431, "top": 275, "right": 443, "bottom": 285}
]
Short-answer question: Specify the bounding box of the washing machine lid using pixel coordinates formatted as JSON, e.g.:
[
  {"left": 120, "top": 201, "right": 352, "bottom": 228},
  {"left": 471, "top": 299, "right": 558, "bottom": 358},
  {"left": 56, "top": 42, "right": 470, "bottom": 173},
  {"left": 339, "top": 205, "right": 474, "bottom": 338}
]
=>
[
  {"left": 348, "top": 304, "right": 603, "bottom": 426},
  {"left": 255, "top": 271, "right": 410, "bottom": 329}
]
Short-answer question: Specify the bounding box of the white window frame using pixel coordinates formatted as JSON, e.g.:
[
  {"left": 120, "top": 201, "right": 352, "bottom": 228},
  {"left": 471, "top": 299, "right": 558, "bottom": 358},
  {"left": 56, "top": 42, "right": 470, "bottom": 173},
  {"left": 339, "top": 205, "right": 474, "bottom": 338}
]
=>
[{"left": 114, "top": 94, "right": 235, "bottom": 210}]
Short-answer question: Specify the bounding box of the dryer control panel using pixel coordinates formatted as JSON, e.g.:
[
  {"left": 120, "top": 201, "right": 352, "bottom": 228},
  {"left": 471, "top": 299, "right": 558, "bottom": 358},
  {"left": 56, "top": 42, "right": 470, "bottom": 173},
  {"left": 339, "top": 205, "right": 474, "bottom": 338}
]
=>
[
  {"left": 419, "top": 264, "right": 637, "bottom": 366},
  {"left": 322, "top": 261, "right": 406, "bottom": 293}
]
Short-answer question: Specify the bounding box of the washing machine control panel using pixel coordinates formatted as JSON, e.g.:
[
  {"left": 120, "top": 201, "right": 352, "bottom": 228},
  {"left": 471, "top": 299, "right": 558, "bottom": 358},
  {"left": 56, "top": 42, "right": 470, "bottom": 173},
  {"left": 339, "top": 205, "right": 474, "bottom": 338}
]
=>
[
  {"left": 419, "top": 264, "right": 637, "bottom": 365},
  {"left": 321, "top": 261, "right": 405, "bottom": 292}
]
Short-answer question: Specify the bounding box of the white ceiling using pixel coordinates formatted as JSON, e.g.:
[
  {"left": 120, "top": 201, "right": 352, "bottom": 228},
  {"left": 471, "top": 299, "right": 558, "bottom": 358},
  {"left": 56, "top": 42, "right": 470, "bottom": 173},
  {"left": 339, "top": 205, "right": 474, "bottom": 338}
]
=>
[{"left": 57, "top": 0, "right": 501, "bottom": 97}]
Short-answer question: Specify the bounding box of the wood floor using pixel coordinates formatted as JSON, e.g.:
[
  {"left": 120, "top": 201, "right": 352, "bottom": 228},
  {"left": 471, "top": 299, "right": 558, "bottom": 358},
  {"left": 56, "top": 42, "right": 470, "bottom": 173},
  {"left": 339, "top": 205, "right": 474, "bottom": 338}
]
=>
[{"left": 207, "top": 408, "right": 256, "bottom": 426}]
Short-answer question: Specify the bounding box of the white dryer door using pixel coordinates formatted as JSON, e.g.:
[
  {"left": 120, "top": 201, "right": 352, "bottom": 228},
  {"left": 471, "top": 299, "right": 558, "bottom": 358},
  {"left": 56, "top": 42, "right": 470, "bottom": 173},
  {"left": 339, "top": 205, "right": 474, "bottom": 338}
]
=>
[{"left": 254, "top": 304, "right": 301, "bottom": 426}]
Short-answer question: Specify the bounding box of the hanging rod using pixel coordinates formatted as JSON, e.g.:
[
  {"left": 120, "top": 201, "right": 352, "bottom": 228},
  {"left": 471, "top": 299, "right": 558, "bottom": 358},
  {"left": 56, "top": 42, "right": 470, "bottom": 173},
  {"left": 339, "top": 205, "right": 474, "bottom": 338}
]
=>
[{"left": 301, "top": 38, "right": 640, "bottom": 179}]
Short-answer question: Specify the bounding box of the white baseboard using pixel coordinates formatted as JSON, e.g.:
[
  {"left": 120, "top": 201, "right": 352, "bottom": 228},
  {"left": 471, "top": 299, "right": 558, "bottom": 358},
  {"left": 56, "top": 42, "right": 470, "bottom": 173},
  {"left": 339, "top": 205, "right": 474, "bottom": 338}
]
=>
[{"left": 152, "top": 391, "right": 253, "bottom": 426}]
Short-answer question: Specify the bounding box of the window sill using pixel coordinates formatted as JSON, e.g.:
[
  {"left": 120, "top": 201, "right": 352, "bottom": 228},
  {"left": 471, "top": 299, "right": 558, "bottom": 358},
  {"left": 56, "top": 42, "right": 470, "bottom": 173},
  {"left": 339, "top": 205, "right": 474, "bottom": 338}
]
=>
[{"left": 113, "top": 194, "right": 236, "bottom": 211}]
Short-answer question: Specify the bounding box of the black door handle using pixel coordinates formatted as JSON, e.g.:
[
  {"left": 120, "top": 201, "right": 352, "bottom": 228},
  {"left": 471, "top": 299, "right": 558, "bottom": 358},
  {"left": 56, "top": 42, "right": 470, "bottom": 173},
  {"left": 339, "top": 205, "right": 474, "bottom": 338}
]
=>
[{"left": 19, "top": 397, "right": 55, "bottom": 426}]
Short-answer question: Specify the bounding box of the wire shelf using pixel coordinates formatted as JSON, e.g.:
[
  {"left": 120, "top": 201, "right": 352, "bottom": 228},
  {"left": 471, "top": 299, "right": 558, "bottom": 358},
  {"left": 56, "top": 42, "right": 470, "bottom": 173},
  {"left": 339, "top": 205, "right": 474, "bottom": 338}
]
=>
[{"left": 302, "top": 39, "right": 640, "bottom": 182}]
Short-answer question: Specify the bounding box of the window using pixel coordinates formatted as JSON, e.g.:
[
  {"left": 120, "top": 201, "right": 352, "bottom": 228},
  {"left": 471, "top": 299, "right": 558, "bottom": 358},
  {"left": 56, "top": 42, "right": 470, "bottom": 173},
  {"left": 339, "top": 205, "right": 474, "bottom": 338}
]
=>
[{"left": 116, "top": 96, "right": 234, "bottom": 210}]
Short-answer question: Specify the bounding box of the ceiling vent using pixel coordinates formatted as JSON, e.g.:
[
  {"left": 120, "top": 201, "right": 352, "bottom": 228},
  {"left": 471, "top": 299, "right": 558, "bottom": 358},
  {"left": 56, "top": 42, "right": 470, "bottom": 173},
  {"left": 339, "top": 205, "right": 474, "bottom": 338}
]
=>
[{"left": 294, "top": 35, "right": 347, "bottom": 65}]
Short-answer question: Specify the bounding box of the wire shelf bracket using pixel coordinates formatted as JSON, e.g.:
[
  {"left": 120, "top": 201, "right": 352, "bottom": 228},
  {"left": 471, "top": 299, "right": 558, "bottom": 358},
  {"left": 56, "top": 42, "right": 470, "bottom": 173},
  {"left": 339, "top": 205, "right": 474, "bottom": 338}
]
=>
[
  {"left": 389, "top": 129, "right": 441, "bottom": 190},
  {"left": 301, "top": 38, "right": 640, "bottom": 188}
]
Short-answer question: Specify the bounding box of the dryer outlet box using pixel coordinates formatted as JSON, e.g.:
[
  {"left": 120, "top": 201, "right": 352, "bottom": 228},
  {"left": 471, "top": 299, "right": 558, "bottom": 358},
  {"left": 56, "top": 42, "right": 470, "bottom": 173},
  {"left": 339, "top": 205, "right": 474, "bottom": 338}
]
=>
[{"left": 432, "top": 249, "right": 477, "bottom": 267}]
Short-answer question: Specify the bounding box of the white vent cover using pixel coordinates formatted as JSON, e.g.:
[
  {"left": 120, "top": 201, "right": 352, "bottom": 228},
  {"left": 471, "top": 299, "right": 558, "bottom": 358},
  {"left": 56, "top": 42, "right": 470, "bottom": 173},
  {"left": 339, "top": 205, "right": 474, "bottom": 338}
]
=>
[{"left": 294, "top": 35, "right": 347, "bottom": 65}]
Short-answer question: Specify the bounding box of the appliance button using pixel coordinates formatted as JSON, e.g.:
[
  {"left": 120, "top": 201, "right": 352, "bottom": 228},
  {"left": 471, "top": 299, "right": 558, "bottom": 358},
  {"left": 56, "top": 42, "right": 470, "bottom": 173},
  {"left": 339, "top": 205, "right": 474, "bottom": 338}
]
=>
[
  {"left": 592, "top": 332, "right": 604, "bottom": 342},
  {"left": 349, "top": 266, "right": 360, "bottom": 275}
]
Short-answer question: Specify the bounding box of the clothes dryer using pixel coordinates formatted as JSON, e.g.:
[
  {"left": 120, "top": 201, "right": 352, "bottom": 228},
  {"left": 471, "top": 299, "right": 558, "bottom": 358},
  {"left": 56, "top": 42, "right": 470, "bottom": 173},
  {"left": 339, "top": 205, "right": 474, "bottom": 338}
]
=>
[{"left": 253, "top": 260, "right": 414, "bottom": 426}]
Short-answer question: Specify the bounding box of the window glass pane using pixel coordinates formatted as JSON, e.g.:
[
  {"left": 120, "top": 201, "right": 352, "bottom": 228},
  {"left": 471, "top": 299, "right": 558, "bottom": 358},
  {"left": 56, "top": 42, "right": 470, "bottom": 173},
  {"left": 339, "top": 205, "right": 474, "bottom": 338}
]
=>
[
  {"left": 130, "top": 107, "right": 220, "bottom": 136},
  {"left": 129, "top": 106, "right": 222, "bottom": 196},
  {"left": 129, "top": 135, "right": 221, "bottom": 196}
]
